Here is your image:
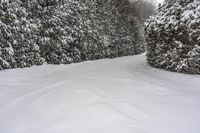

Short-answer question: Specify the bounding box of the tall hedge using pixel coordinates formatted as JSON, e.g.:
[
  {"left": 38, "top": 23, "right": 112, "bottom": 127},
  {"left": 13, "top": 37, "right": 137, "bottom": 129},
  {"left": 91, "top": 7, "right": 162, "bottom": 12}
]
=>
[
  {"left": 146, "top": 0, "right": 200, "bottom": 74},
  {"left": 0, "top": 0, "right": 146, "bottom": 70}
]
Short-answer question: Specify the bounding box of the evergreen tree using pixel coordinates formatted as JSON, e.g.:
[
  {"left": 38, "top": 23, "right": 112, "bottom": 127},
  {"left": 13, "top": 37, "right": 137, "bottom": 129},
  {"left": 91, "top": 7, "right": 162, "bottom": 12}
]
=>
[
  {"left": 37, "top": 0, "right": 82, "bottom": 64},
  {"left": 0, "top": 0, "right": 44, "bottom": 69},
  {"left": 146, "top": 0, "right": 200, "bottom": 74},
  {"left": 0, "top": 0, "right": 147, "bottom": 70}
]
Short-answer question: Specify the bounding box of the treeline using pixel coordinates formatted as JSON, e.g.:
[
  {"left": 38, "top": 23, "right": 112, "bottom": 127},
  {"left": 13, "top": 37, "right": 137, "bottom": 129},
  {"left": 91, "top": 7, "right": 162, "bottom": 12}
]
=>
[{"left": 0, "top": 0, "right": 154, "bottom": 70}]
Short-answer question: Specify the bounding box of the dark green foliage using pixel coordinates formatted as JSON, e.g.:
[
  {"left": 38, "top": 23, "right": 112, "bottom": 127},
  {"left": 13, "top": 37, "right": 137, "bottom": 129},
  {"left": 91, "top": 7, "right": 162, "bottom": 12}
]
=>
[
  {"left": 146, "top": 0, "right": 200, "bottom": 74},
  {"left": 0, "top": 1, "right": 44, "bottom": 69},
  {"left": 37, "top": 1, "right": 82, "bottom": 64},
  {"left": 0, "top": 0, "right": 146, "bottom": 70}
]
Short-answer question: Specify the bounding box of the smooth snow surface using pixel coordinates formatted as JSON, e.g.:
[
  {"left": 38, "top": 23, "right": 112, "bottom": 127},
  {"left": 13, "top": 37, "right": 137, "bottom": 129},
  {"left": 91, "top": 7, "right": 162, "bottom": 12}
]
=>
[{"left": 0, "top": 54, "right": 200, "bottom": 133}]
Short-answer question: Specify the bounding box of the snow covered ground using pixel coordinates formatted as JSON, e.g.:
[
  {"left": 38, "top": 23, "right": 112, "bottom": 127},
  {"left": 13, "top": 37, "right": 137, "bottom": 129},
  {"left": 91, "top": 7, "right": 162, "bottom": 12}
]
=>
[{"left": 0, "top": 54, "right": 200, "bottom": 133}]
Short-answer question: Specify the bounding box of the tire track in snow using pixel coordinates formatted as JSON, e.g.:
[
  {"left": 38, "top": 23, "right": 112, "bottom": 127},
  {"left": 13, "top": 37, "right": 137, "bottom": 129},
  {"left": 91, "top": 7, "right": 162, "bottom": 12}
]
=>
[{"left": 0, "top": 61, "right": 111, "bottom": 113}]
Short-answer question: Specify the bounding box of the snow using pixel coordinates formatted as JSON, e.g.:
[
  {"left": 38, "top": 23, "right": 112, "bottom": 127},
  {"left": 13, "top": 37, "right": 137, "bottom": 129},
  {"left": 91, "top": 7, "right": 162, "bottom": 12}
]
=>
[
  {"left": 157, "top": 0, "right": 164, "bottom": 3},
  {"left": 0, "top": 54, "right": 200, "bottom": 133}
]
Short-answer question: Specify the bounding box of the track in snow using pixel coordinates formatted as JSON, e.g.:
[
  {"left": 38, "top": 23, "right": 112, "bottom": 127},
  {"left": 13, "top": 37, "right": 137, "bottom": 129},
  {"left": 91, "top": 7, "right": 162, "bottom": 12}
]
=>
[{"left": 0, "top": 54, "right": 200, "bottom": 133}]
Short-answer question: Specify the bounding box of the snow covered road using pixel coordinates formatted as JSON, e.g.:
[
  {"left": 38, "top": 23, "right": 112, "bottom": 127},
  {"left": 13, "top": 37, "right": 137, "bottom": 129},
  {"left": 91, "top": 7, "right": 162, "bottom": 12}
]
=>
[{"left": 0, "top": 54, "right": 200, "bottom": 133}]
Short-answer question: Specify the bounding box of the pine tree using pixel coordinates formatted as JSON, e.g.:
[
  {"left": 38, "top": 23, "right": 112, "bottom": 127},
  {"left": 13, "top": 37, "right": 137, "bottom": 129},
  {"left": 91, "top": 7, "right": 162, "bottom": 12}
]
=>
[
  {"left": 0, "top": 0, "right": 44, "bottom": 69},
  {"left": 146, "top": 0, "right": 200, "bottom": 74},
  {"left": 0, "top": 0, "right": 147, "bottom": 70},
  {"left": 37, "top": 0, "right": 82, "bottom": 64}
]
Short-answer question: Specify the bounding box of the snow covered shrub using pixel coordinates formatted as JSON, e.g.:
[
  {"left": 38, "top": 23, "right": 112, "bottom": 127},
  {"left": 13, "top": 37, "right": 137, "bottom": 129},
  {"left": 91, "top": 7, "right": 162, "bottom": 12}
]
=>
[
  {"left": 83, "top": 0, "right": 147, "bottom": 59},
  {"left": 146, "top": 0, "right": 200, "bottom": 74},
  {"left": 79, "top": 0, "right": 144, "bottom": 60},
  {"left": 0, "top": 0, "right": 147, "bottom": 70},
  {"left": 36, "top": 0, "right": 147, "bottom": 63},
  {"left": 0, "top": 1, "right": 44, "bottom": 69},
  {"left": 36, "top": 0, "right": 83, "bottom": 64}
]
